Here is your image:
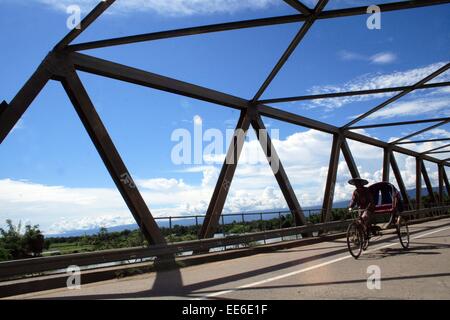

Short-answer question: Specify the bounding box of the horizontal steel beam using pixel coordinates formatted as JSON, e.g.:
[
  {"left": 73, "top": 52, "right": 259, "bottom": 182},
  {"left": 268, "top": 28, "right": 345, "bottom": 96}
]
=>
[
  {"left": 68, "top": 52, "right": 248, "bottom": 110},
  {"left": 259, "top": 81, "right": 450, "bottom": 105},
  {"left": 63, "top": 53, "right": 450, "bottom": 167},
  {"left": 396, "top": 138, "right": 450, "bottom": 145},
  {"left": 428, "top": 150, "right": 450, "bottom": 154},
  {"left": 350, "top": 117, "right": 450, "bottom": 130},
  {"left": 257, "top": 104, "right": 450, "bottom": 166},
  {"left": 422, "top": 143, "right": 450, "bottom": 154},
  {"left": 66, "top": 0, "right": 450, "bottom": 51},
  {"left": 392, "top": 120, "right": 450, "bottom": 144},
  {"left": 343, "top": 62, "right": 450, "bottom": 128}
]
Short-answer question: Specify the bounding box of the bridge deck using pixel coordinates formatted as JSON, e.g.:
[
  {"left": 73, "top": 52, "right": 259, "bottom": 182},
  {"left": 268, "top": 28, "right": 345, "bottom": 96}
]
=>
[{"left": 7, "top": 218, "right": 450, "bottom": 300}]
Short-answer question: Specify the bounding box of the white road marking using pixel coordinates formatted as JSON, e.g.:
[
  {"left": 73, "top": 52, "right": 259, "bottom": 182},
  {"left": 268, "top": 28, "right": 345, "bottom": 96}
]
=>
[{"left": 196, "top": 224, "right": 450, "bottom": 299}]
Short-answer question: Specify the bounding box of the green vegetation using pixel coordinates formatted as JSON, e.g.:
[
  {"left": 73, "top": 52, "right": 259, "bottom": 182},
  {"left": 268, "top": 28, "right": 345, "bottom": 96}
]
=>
[
  {"left": 1, "top": 195, "right": 448, "bottom": 262},
  {"left": 0, "top": 220, "right": 46, "bottom": 261}
]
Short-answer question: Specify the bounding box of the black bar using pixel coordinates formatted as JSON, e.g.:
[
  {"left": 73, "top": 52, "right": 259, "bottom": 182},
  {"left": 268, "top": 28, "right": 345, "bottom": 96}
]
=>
[{"left": 60, "top": 68, "right": 165, "bottom": 245}]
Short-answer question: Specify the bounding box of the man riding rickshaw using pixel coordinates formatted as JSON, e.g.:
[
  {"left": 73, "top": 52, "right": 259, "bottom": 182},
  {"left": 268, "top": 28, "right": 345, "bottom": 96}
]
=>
[{"left": 346, "top": 177, "right": 409, "bottom": 259}]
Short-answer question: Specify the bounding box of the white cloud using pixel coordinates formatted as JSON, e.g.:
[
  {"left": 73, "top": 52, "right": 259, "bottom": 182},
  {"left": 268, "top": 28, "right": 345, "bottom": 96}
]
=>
[
  {"left": 367, "top": 97, "right": 450, "bottom": 120},
  {"left": 32, "top": 0, "right": 278, "bottom": 16},
  {"left": 306, "top": 61, "right": 450, "bottom": 111},
  {"left": 0, "top": 128, "right": 392, "bottom": 234},
  {"left": 370, "top": 52, "right": 397, "bottom": 65}
]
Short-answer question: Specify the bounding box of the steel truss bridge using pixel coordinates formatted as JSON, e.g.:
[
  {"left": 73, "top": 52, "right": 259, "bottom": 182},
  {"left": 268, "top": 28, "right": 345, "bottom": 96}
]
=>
[{"left": 1, "top": 0, "right": 450, "bottom": 291}]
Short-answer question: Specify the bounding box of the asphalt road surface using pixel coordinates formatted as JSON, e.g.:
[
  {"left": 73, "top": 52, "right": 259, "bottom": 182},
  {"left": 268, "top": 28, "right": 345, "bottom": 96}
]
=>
[{"left": 8, "top": 217, "right": 450, "bottom": 300}]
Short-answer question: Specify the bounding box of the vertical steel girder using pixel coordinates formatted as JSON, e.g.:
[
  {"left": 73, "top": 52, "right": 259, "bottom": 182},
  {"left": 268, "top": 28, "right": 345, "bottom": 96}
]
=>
[
  {"left": 416, "top": 158, "right": 422, "bottom": 209},
  {"left": 60, "top": 67, "right": 165, "bottom": 245},
  {"left": 251, "top": 113, "right": 307, "bottom": 226},
  {"left": 198, "top": 111, "right": 252, "bottom": 239},
  {"left": 390, "top": 152, "right": 412, "bottom": 210},
  {"left": 438, "top": 164, "right": 445, "bottom": 203},
  {"left": 442, "top": 167, "right": 450, "bottom": 197},
  {"left": 383, "top": 148, "right": 391, "bottom": 182},
  {"left": 421, "top": 160, "right": 437, "bottom": 204},
  {"left": 321, "top": 134, "right": 342, "bottom": 222}
]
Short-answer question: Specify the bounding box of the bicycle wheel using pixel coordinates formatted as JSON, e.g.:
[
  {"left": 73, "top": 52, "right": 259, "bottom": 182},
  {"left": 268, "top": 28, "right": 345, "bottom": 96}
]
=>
[
  {"left": 347, "top": 222, "right": 363, "bottom": 259},
  {"left": 397, "top": 217, "right": 409, "bottom": 249}
]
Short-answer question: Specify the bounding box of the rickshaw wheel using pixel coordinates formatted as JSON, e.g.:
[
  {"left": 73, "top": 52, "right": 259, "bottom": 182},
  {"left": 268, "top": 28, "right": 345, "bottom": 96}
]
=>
[
  {"left": 347, "top": 222, "right": 363, "bottom": 259},
  {"left": 396, "top": 217, "right": 409, "bottom": 249}
]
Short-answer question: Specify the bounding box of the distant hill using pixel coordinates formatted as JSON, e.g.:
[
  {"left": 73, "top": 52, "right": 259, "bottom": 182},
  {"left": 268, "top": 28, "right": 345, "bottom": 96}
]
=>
[{"left": 46, "top": 187, "right": 439, "bottom": 238}]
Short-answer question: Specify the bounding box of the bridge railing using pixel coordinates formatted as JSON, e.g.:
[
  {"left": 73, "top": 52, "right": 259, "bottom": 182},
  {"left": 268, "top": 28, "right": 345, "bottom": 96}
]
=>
[{"left": 0, "top": 206, "right": 449, "bottom": 281}]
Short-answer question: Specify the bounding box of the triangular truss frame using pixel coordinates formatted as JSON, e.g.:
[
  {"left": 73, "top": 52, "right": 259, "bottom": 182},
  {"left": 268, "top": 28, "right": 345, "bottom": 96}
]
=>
[{"left": 1, "top": 0, "right": 450, "bottom": 244}]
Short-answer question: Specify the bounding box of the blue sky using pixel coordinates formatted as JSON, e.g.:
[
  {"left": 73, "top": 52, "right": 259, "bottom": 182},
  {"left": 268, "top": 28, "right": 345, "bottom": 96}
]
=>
[{"left": 0, "top": 0, "right": 449, "bottom": 234}]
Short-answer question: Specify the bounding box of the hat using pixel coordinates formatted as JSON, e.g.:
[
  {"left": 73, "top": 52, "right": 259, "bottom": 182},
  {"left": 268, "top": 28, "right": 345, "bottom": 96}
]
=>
[{"left": 348, "top": 178, "right": 369, "bottom": 186}]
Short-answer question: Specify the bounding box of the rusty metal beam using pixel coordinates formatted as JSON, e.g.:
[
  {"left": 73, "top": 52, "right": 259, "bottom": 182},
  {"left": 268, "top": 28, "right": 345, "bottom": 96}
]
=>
[
  {"left": 60, "top": 67, "right": 165, "bottom": 245},
  {"left": 321, "top": 134, "right": 342, "bottom": 222},
  {"left": 198, "top": 111, "right": 251, "bottom": 239},
  {"left": 351, "top": 117, "right": 450, "bottom": 130}
]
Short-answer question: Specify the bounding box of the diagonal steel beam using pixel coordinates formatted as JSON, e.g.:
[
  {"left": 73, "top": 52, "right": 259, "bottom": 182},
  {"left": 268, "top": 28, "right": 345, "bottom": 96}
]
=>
[
  {"left": 343, "top": 63, "right": 450, "bottom": 128},
  {"left": 427, "top": 150, "right": 450, "bottom": 155},
  {"left": 392, "top": 120, "right": 450, "bottom": 144},
  {"left": 257, "top": 104, "right": 450, "bottom": 166},
  {"left": 60, "top": 67, "right": 165, "bottom": 245},
  {"left": 283, "top": 0, "right": 312, "bottom": 15},
  {"left": 351, "top": 117, "right": 450, "bottom": 130},
  {"left": 198, "top": 111, "right": 252, "bottom": 239},
  {"left": 54, "top": 0, "right": 116, "bottom": 50},
  {"left": 68, "top": 52, "right": 247, "bottom": 110},
  {"left": 259, "top": 81, "right": 450, "bottom": 105},
  {"left": 421, "top": 160, "right": 438, "bottom": 204},
  {"left": 0, "top": 57, "right": 53, "bottom": 144},
  {"left": 438, "top": 164, "right": 445, "bottom": 202},
  {"left": 252, "top": 0, "right": 329, "bottom": 102},
  {"left": 66, "top": 0, "right": 450, "bottom": 51},
  {"left": 422, "top": 143, "right": 450, "bottom": 154},
  {"left": 341, "top": 138, "right": 360, "bottom": 179},
  {"left": 321, "top": 134, "right": 342, "bottom": 222},
  {"left": 390, "top": 151, "right": 412, "bottom": 210},
  {"left": 251, "top": 113, "right": 307, "bottom": 226}
]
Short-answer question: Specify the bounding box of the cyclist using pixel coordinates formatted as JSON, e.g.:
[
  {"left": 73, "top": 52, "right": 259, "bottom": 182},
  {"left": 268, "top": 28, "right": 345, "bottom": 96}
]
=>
[{"left": 348, "top": 177, "right": 375, "bottom": 238}]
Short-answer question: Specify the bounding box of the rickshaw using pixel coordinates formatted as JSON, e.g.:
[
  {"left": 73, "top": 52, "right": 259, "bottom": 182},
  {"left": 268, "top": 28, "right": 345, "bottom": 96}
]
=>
[{"left": 346, "top": 181, "right": 410, "bottom": 259}]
